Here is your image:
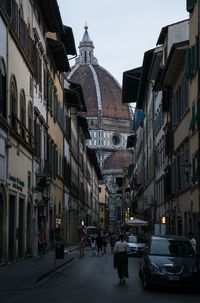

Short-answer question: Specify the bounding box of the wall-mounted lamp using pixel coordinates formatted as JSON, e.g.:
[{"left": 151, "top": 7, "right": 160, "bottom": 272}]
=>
[{"left": 162, "top": 215, "right": 166, "bottom": 224}]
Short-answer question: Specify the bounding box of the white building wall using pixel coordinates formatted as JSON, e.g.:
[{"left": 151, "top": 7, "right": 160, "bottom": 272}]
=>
[
  {"left": 167, "top": 20, "right": 189, "bottom": 57},
  {"left": 8, "top": 38, "right": 32, "bottom": 106},
  {"left": 0, "top": 17, "right": 7, "bottom": 63},
  {"left": 32, "top": 11, "right": 47, "bottom": 120}
]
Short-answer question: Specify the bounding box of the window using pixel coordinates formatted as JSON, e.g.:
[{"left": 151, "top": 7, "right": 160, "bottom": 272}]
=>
[
  {"left": 10, "top": 75, "right": 18, "bottom": 130},
  {"left": 28, "top": 171, "right": 31, "bottom": 190},
  {"left": 112, "top": 134, "right": 121, "bottom": 146},
  {"left": 43, "top": 64, "right": 48, "bottom": 103},
  {"left": 28, "top": 101, "right": 33, "bottom": 145},
  {"left": 47, "top": 75, "right": 53, "bottom": 111},
  {"left": 37, "top": 50, "right": 42, "bottom": 92},
  {"left": 20, "top": 89, "right": 26, "bottom": 139},
  {"left": 0, "top": 56, "right": 6, "bottom": 118},
  {"left": 34, "top": 118, "right": 41, "bottom": 159}
]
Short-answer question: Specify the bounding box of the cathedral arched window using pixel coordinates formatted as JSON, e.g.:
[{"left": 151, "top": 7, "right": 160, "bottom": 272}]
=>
[
  {"left": 28, "top": 101, "right": 33, "bottom": 145},
  {"left": 10, "top": 75, "right": 18, "bottom": 130},
  {"left": 20, "top": 89, "right": 26, "bottom": 139},
  {"left": 0, "top": 56, "right": 6, "bottom": 119},
  {"left": 84, "top": 51, "right": 87, "bottom": 63}
]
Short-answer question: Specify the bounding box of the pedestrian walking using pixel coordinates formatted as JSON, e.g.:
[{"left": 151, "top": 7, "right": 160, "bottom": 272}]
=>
[
  {"left": 102, "top": 232, "right": 108, "bottom": 254},
  {"left": 113, "top": 234, "right": 131, "bottom": 285},
  {"left": 91, "top": 236, "right": 96, "bottom": 256},
  {"left": 188, "top": 232, "right": 197, "bottom": 254},
  {"left": 80, "top": 232, "right": 87, "bottom": 257},
  {"left": 109, "top": 232, "right": 117, "bottom": 253},
  {"left": 37, "top": 229, "right": 47, "bottom": 258},
  {"left": 96, "top": 233, "right": 103, "bottom": 256}
]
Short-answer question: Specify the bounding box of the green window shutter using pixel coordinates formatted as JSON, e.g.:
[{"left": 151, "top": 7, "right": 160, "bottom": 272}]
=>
[
  {"left": 189, "top": 103, "right": 196, "bottom": 131},
  {"left": 192, "top": 151, "right": 198, "bottom": 183},
  {"left": 52, "top": 87, "right": 55, "bottom": 117},
  {"left": 61, "top": 110, "right": 64, "bottom": 130},
  {"left": 52, "top": 143, "right": 55, "bottom": 175},
  {"left": 55, "top": 149, "right": 58, "bottom": 175},
  {"left": 48, "top": 78, "right": 53, "bottom": 111},
  {"left": 191, "top": 45, "right": 196, "bottom": 76},
  {"left": 196, "top": 36, "right": 199, "bottom": 71},
  {"left": 54, "top": 93, "right": 58, "bottom": 120},
  {"left": 47, "top": 138, "right": 51, "bottom": 163},
  {"left": 184, "top": 49, "right": 190, "bottom": 80}
]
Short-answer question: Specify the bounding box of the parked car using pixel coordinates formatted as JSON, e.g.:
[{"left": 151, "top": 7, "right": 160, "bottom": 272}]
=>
[
  {"left": 127, "top": 235, "right": 145, "bottom": 256},
  {"left": 139, "top": 235, "right": 200, "bottom": 290}
]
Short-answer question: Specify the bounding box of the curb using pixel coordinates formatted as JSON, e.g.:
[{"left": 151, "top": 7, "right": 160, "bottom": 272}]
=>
[{"left": 35, "top": 256, "right": 75, "bottom": 285}]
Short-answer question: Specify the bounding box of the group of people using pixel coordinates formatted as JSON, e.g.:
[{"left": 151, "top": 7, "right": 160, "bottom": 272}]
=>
[
  {"left": 79, "top": 230, "right": 198, "bottom": 286},
  {"left": 80, "top": 232, "right": 108, "bottom": 257},
  {"left": 79, "top": 230, "right": 130, "bottom": 284}
]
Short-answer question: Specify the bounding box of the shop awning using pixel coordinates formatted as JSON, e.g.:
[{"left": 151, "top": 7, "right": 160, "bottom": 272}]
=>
[
  {"left": 64, "top": 88, "right": 81, "bottom": 109},
  {"left": 124, "top": 219, "right": 148, "bottom": 226},
  {"left": 87, "top": 147, "right": 102, "bottom": 180},
  {"left": 61, "top": 26, "right": 77, "bottom": 56},
  {"left": 161, "top": 41, "right": 188, "bottom": 87},
  {"left": 137, "top": 49, "right": 154, "bottom": 109},
  {"left": 64, "top": 81, "right": 87, "bottom": 113},
  {"left": 122, "top": 67, "right": 141, "bottom": 103},
  {"left": 78, "top": 116, "right": 91, "bottom": 140},
  {"left": 47, "top": 38, "right": 70, "bottom": 72},
  {"left": 68, "top": 81, "right": 87, "bottom": 113},
  {"left": 38, "top": 0, "right": 63, "bottom": 33}
]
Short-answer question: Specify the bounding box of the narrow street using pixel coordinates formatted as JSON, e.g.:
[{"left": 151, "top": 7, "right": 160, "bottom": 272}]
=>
[{"left": 1, "top": 248, "right": 200, "bottom": 303}]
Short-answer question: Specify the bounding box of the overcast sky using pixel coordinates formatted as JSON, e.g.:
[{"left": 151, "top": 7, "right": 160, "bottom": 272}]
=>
[{"left": 57, "top": 0, "right": 189, "bottom": 85}]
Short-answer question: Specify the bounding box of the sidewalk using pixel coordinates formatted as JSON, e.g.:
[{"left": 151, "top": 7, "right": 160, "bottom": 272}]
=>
[{"left": 0, "top": 246, "right": 79, "bottom": 292}]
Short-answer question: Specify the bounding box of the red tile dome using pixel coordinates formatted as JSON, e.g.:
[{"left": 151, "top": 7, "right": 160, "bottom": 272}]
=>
[
  {"left": 67, "top": 27, "right": 131, "bottom": 121},
  {"left": 103, "top": 150, "right": 133, "bottom": 170}
]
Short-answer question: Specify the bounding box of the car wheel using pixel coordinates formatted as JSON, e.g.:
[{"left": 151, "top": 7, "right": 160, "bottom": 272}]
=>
[{"left": 142, "top": 273, "right": 151, "bottom": 291}]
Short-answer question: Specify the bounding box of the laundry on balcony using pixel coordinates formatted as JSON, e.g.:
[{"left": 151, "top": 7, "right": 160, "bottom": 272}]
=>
[{"left": 133, "top": 108, "right": 145, "bottom": 131}]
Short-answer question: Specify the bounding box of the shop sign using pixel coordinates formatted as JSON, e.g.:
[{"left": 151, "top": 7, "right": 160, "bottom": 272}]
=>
[{"left": 9, "top": 175, "right": 25, "bottom": 192}]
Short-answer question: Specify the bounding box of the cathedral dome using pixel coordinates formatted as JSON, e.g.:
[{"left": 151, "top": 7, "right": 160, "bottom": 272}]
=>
[
  {"left": 103, "top": 150, "right": 133, "bottom": 170},
  {"left": 67, "top": 25, "right": 131, "bottom": 121}
]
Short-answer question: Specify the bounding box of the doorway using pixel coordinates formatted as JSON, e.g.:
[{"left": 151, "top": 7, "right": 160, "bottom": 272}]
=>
[
  {"left": 18, "top": 197, "right": 24, "bottom": 258},
  {"left": 8, "top": 195, "right": 16, "bottom": 261}
]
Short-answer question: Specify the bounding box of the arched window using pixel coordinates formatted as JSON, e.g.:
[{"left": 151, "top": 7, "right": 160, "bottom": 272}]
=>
[
  {"left": 10, "top": 75, "right": 18, "bottom": 130},
  {"left": 0, "top": 56, "right": 6, "bottom": 118},
  {"left": 20, "top": 89, "right": 26, "bottom": 139},
  {"left": 28, "top": 101, "right": 33, "bottom": 145}
]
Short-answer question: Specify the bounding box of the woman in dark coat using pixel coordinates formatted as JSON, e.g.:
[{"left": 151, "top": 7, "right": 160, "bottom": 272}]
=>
[
  {"left": 96, "top": 233, "right": 103, "bottom": 256},
  {"left": 113, "top": 234, "right": 130, "bottom": 284}
]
